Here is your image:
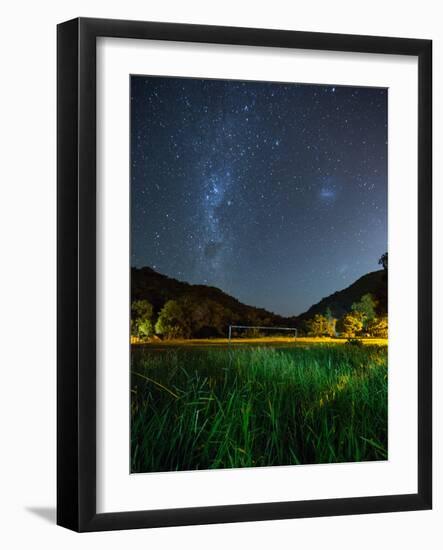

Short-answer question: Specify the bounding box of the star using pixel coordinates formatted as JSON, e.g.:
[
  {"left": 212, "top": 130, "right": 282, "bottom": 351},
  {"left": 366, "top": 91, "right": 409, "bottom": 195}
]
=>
[{"left": 131, "top": 76, "right": 387, "bottom": 315}]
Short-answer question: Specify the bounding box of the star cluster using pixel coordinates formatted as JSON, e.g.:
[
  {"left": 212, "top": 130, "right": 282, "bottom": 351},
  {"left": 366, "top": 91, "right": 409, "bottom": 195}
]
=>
[{"left": 131, "top": 76, "right": 387, "bottom": 316}]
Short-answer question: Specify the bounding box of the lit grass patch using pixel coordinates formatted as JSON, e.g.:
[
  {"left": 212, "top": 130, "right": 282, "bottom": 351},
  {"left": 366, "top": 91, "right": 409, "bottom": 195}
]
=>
[{"left": 131, "top": 344, "right": 387, "bottom": 472}]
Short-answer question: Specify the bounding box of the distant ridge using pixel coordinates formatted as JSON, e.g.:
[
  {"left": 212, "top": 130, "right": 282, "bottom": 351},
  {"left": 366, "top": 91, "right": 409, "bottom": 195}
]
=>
[
  {"left": 131, "top": 266, "right": 290, "bottom": 327},
  {"left": 131, "top": 266, "right": 387, "bottom": 329},
  {"left": 297, "top": 270, "right": 387, "bottom": 321}
]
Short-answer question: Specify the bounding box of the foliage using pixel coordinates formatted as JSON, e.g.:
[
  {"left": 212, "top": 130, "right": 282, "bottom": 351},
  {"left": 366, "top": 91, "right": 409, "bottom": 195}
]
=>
[
  {"left": 178, "top": 296, "right": 236, "bottom": 338},
  {"left": 307, "top": 313, "right": 336, "bottom": 337},
  {"left": 351, "top": 293, "right": 377, "bottom": 330},
  {"left": 379, "top": 252, "right": 388, "bottom": 271},
  {"left": 155, "top": 300, "right": 189, "bottom": 339},
  {"left": 131, "top": 264, "right": 388, "bottom": 341},
  {"left": 131, "top": 300, "right": 154, "bottom": 340},
  {"left": 131, "top": 344, "right": 388, "bottom": 472},
  {"left": 337, "top": 293, "right": 386, "bottom": 338},
  {"left": 378, "top": 253, "right": 388, "bottom": 309},
  {"left": 133, "top": 318, "right": 153, "bottom": 340},
  {"left": 132, "top": 266, "right": 288, "bottom": 334},
  {"left": 297, "top": 269, "right": 387, "bottom": 322},
  {"left": 324, "top": 307, "right": 337, "bottom": 336},
  {"left": 367, "top": 316, "right": 388, "bottom": 338},
  {"left": 338, "top": 311, "right": 364, "bottom": 338}
]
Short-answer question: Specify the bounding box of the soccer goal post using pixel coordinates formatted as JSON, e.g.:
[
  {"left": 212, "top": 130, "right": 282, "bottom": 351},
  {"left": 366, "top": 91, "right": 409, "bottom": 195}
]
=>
[{"left": 228, "top": 325, "right": 298, "bottom": 341}]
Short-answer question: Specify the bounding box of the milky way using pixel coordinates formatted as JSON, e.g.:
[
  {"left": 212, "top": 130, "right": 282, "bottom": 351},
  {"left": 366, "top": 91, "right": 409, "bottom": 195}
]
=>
[{"left": 131, "top": 76, "right": 387, "bottom": 316}]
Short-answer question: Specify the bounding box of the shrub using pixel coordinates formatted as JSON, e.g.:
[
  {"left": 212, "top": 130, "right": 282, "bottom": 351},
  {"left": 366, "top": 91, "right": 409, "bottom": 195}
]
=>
[{"left": 131, "top": 299, "right": 154, "bottom": 340}]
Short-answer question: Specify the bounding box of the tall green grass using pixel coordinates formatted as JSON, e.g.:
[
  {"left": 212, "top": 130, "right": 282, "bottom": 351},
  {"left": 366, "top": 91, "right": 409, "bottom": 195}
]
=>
[{"left": 131, "top": 345, "right": 387, "bottom": 472}]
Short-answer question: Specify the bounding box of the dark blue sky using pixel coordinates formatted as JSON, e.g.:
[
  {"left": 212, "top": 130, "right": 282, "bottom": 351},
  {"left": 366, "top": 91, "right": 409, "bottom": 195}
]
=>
[{"left": 131, "top": 76, "right": 387, "bottom": 316}]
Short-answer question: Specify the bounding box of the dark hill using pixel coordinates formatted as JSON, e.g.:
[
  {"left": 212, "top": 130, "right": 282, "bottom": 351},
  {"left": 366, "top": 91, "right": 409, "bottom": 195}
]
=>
[
  {"left": 132, "top": 267, "right": 387, "bottom": 331},
  {"left": 131, "top": 266, "right": 291, "bottom": 327},
  {"left": 297, "top": 269, "right": 387, "bottom": 321}
]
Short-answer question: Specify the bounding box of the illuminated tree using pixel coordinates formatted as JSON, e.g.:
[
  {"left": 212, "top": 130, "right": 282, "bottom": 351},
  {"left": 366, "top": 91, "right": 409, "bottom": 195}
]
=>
[
  {"left": 367, "top": 316, "right": 388, "bottom": 338},
  {"left": 338, "top": 312, "right": 363, "bottom": 338},
  {"left": 351, "top": 293, "right": 377, "bottom": 331},
  {"left": 308, "top": 314, "right": 328, "bottom": 337},
  {"left": 324, "top": 308, "right": 337, "bottom": 337},
  {"left": 307, "top": 310, "right": 337, "bottom": 337},
  {"left": 131, "top": 299, "right": 154, "bottom": 340},
  {"left": 155, "top": 300, "right": 189, "bottom": 339}
]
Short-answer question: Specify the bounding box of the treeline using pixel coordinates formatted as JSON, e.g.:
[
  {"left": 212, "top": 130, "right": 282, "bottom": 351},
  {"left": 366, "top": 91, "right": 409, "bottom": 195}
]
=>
[
  {"left": 131, "top": 265, "right": 288, "bottom": 339},
  {"left": 131, "top": 292, "right": 387, "bottom": 341},
  {"left": 130, "top": 254, "right": 388, "bottom": 341},
  {"left": 303, "top": 293, "right": 387, "bottom": 339},
  {"left": 131, "top": 295, "right": 280, "bottom": 340}
]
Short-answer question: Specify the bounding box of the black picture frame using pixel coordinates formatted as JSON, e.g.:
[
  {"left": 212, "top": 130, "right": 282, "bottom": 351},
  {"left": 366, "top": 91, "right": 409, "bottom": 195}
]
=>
[{"left": 57, "top": 17, "right": 432, "bottom": 532}]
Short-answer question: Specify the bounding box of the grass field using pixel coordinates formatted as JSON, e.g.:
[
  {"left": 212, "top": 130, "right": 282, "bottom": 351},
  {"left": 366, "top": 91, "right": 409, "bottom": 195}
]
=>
[
  {"left": 131, "top": 336, "right": 388, "bottom": 348},
  {"left": 131, "top": 341, "right": 388, "bottom": 473}
]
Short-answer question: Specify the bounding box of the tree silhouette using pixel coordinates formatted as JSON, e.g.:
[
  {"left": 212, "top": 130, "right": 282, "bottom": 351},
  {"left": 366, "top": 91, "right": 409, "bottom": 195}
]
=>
[{"left": 378, "top": 252, "right": 388, "bottom": 271}]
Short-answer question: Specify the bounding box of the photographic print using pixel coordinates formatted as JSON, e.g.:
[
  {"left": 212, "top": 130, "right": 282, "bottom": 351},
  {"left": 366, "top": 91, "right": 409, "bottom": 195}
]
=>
[{"left": 130, "top": 75, "right": 388, "bottom": 474}]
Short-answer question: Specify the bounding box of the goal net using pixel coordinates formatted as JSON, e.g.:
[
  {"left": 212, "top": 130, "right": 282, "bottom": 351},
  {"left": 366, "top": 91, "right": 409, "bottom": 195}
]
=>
[{"left": 228, "top": 325, "right": 298, "bottom": 341}]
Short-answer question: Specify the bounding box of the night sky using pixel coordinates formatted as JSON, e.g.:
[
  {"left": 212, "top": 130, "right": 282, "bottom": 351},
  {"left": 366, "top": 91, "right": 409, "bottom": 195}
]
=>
[{"left": 131, "top": 76, "right": 387, "bottom": 316}]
